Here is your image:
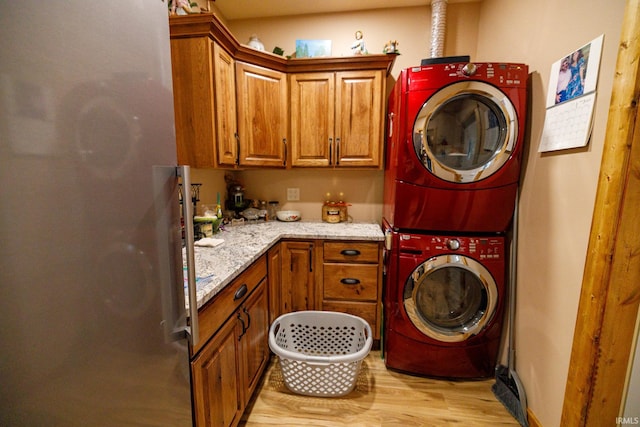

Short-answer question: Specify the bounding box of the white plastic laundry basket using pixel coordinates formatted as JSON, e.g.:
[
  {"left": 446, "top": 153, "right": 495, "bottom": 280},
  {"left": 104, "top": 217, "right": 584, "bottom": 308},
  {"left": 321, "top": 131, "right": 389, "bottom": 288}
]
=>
[{"left": 268, "top": 310, "right": 373, "bottom": 397}]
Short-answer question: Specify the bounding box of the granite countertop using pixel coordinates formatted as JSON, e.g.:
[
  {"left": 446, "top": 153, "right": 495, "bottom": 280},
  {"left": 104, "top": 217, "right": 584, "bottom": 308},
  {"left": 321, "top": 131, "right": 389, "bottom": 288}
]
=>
[{"left": 185, "top": 220, "right": 384, "bottom": 309}]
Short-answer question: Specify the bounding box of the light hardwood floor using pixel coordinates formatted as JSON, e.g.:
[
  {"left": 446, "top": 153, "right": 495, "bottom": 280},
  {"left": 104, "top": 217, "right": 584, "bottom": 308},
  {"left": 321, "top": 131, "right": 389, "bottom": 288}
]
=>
[{"left": 240, "top": 350, "right": 520, "bottom": 426}]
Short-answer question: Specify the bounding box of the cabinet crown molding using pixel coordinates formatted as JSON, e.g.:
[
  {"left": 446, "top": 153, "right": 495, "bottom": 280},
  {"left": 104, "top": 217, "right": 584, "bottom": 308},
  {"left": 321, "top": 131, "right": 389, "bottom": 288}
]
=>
[{"left": 169, "top": 13, "right": 397, "bottom": 74}]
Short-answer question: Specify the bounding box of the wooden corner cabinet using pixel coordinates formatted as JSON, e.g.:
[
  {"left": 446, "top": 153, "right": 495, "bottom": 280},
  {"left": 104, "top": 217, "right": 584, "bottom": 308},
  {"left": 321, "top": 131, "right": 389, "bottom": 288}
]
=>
[
  {"left": 169, "top": 13, "right": 395, "bottom": 169},
  {"left": 189, "top": 236, "right": 383, "bottom": 426}
]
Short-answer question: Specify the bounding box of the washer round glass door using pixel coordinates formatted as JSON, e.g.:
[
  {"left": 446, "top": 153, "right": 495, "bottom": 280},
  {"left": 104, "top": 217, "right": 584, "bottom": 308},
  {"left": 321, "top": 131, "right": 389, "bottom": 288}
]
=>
[
  {"left": 403, "top": 254, "right": 498, "bottom": 342},
  {"left": 412, "top": 81, "right": 518, "bottom": 183}
]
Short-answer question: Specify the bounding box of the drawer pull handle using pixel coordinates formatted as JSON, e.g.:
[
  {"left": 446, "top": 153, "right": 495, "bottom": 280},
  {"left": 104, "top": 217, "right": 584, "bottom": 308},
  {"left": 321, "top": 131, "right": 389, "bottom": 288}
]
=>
[
  {"left": 340, "top": 249, "right": 361, "bottom": 256},
  {"left": 340, "top": 278, "right": 361, "bottom": 285},
  {"left": 234, "top": 284, "right": 248, "bottom": 300}
]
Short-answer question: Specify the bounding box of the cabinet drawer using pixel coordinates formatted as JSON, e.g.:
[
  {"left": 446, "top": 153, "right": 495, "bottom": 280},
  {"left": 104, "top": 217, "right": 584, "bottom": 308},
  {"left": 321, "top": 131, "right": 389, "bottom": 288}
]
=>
[
  {"left": 193, "top": 256, "right": 267, "bottom": 355},
  {"left": 323, "top": 241, "right": 380, "bottom": 263},
  {"left": 323, "top": 263, "right": 378, "bottom": 301}
]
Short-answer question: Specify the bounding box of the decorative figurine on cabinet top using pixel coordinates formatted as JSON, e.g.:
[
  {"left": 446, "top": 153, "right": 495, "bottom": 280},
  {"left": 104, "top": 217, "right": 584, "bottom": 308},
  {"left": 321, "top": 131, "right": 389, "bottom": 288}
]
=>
[
  {"left": 168, "top": 0, "right": 196, "bottom": 15},
  {"left": 247, "top": 34, "right": 265, "bottom": 51},
  {"left": 351, "top": 30, "right": 368, "bottom": 55},
  {"left": 383, "top": 40, "right": 400, "bottom": 54}
]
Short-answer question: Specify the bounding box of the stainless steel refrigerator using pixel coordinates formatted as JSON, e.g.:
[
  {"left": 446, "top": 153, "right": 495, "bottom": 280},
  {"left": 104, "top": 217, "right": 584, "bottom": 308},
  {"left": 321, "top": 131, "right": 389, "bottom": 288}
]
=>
[{"left": 0, "top": 1, "right": 197, "bottom": 425}]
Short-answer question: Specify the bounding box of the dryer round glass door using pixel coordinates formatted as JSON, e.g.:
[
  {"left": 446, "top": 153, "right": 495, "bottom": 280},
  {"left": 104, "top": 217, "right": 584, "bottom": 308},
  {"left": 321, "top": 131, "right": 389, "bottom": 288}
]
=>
[
  {"left": 403, "top": 254, "right": 498, "bottom": 342},
  {"left": 412, "top": 81, "right": 518, "bottom": 183}
]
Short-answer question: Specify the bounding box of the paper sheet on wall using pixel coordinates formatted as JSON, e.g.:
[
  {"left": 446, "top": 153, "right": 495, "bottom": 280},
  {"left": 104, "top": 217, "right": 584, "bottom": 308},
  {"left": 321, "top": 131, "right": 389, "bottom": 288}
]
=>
[
  {"left": 539, "top": 92, "right": 596, "bottom": 152},
  {"left": 539, "top": 34, "right": 604, "bottom": 153}
]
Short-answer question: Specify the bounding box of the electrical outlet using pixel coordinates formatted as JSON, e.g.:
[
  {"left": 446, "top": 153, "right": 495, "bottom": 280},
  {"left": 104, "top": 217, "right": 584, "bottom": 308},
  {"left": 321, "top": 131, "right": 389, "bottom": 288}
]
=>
[{"left": 287, "top": 188, "right": 300, "bottom": 201}]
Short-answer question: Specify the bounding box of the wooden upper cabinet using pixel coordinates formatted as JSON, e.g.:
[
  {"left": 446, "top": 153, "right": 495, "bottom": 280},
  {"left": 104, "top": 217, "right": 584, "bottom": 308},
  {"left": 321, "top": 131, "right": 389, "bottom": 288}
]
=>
[
  {"left": 290, "top": 73, "right": 334, "bottom": 167},
  {"left": 169, "top": 36, "right": 237, "bottom": 168},
  {"left": 235, "top": 62, "right": 288, "bottom": 168},
  {"left": 213, "top": 43, "right": 238, "bottom": 167},
  {"left": 169, "top": 13, "right": 395, "bottom": 170},
  {"left": 170, "top": 36, "right": 217, "bottom": 167},
  {"left": 335, "top": 70, "right": 384, "bottom": 167},
  {"left": 290, "top": 70, "right": 385, "bottom": 168}
]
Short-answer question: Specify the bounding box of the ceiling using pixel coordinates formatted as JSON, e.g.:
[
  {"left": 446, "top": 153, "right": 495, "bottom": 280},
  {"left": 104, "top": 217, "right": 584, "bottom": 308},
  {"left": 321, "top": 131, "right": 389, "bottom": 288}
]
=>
[{"left": 211, "top": 0, "right": 476, "bottom": 21}]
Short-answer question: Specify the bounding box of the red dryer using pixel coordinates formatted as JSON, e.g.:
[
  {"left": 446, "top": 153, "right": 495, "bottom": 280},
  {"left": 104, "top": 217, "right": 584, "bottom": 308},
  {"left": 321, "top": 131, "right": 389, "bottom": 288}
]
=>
[
  {"left": 383, "top": 62, "right": 529, "bottom": 233},
  {"left": 382, "top": 220, "right": 507, "bottom": 378}
]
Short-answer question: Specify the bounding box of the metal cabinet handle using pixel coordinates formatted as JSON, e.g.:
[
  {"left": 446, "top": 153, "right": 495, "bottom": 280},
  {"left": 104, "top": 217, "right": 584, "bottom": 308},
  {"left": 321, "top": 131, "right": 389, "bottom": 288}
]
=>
[
  {"left": 283, "top": 138, "right": 287, "bottom": 167},
  {"left": 340, "top": 249, "right": 361, "bottom": 256},
  {"left": 329, "top": 137, "right": 333, "bottom": 165},
  {"left": 179, "top": 165, "right": 199, "bottom": 347},
  {"left": 340, "top": 278, "right": 361, "bottom": 285},
  {"left": 237, "top": 312, "right": 246, "bottom": 341},
  {"left": 336, "top": 137, "right": 341, "bottom": 165},
  {"left": 234, "top": 283, "right": 248, "bottom": 300},
  {"left": 235, "top": 132, "right": 241, "bottom": 165},
  {"left": 243, "top": 306, "right": 251, "bottom": 330}
]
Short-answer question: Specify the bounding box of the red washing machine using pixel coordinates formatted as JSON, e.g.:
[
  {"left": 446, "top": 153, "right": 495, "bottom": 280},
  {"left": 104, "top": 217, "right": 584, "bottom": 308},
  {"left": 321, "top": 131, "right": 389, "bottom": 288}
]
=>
[
  {"left": 382, "top": 220, "right": 506, "bottom": 378},
  {"left": 383, "top": 61, "right": 528, "bottom": 233}
]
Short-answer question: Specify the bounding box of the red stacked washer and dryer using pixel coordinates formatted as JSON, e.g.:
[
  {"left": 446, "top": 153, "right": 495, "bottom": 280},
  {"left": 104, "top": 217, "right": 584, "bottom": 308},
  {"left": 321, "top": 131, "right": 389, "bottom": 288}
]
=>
[{"left": 382, "top": 60, "right": 528, "bottom": 378}]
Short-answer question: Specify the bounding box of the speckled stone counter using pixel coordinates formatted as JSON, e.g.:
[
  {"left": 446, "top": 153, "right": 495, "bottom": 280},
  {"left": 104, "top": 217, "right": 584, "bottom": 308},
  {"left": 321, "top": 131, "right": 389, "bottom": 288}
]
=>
[{"left": 185, "top": 221, "right": 384, "bottom": 309}]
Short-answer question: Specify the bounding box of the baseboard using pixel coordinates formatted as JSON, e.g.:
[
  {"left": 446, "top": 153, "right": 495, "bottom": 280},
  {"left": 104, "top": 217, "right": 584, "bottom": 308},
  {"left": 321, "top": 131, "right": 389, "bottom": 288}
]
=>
[{"left": 528, "top": 407, "right": 543, "bottom": 427}]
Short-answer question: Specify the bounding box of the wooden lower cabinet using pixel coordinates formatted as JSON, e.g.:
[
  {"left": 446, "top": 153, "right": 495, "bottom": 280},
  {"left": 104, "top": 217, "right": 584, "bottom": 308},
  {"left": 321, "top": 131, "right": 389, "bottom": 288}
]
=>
[
  {"left": 320, "top": 241, "right": 383, "bottom": 340},
  {"left": 191, "top": 257, "right": 269, "bottom": 427},
  {"left": 191, "top": 314, "right": 242, "bottom": 427},
  {"left": 190, "top": 239, "right": 382, "bottom": 425},
  {"left": 239, "top": 280, "right": 269, "bottom": 401},
  {"left": 267, "top": 243, "right": 282, "bottom": 324},
  {"left": 280, "top": 240, "right": 321, "bottom": 313}
]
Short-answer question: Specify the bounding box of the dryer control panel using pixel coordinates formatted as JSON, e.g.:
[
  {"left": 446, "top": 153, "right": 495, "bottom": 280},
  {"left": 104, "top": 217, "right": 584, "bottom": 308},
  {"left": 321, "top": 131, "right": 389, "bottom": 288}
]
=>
[{"left": 399, "top": 233, "right": 504, "bottom": 261}]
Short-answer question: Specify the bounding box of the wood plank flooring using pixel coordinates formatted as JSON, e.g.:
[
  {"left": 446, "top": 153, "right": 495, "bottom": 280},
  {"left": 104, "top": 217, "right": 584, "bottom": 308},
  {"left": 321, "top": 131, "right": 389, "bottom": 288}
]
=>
[{"left": 240, "top": 351, "right": 520, "bottom": 426}]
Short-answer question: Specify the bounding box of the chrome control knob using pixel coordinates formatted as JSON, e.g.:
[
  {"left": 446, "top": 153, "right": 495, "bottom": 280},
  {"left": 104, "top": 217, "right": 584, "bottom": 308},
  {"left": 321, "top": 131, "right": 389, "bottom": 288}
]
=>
[
  {"left": 447, "top": 239, "right": 460, "bottom": 250},
  {"left": 462, "top": 63, "right": 477, "bottom": 76}
]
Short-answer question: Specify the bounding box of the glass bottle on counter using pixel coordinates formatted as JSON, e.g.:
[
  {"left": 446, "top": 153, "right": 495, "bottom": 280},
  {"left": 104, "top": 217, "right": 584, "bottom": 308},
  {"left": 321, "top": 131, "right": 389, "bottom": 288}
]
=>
[{"left": 267, "top": 201, "right": 279, "bottom": 221}]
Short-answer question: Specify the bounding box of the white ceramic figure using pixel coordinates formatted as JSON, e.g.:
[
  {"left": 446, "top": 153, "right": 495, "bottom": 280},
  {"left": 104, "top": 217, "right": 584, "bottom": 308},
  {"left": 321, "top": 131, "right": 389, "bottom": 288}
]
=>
[
  {"left": 351, "top": 30, "right": 368, "bottom": 55},
  {"left": 247, "top": 34, "right": 265, "bottom": 51}
]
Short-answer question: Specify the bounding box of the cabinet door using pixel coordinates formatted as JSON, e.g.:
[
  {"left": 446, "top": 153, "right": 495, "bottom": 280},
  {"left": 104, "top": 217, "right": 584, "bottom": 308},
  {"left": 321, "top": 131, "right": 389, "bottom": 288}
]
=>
[
  {"left": 290, "top": 73, "right": 334, "bottom": 167},
  {"left": 213, "top": 43, "right": 238, "bottom": 166},
  {"left": 191, "top": 316, "right": 242, "bottom": 427},
  {"left": 239, "top": 279, "right": 269, "bottom": 404},
  {"left": 170, "top": 36, "right": 216, "bottom": 167},
  {"left": 281, "top": 241, "right": 315, "bottom": 312},
  {"left": 267, "top": 243, "right": 282, "bottom": 324},
  {"left": 335, "top": 70, "right": 384, "bottom": 167},
  {"left": 235, "top": 62, "right": 288, "bottom": 167}
]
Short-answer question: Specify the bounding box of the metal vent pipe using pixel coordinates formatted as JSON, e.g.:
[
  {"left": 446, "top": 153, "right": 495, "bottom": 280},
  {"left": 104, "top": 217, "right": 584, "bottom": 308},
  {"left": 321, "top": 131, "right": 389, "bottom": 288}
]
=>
[{"left": 430, "top": 0, "right": 448, "bottom": 58}]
